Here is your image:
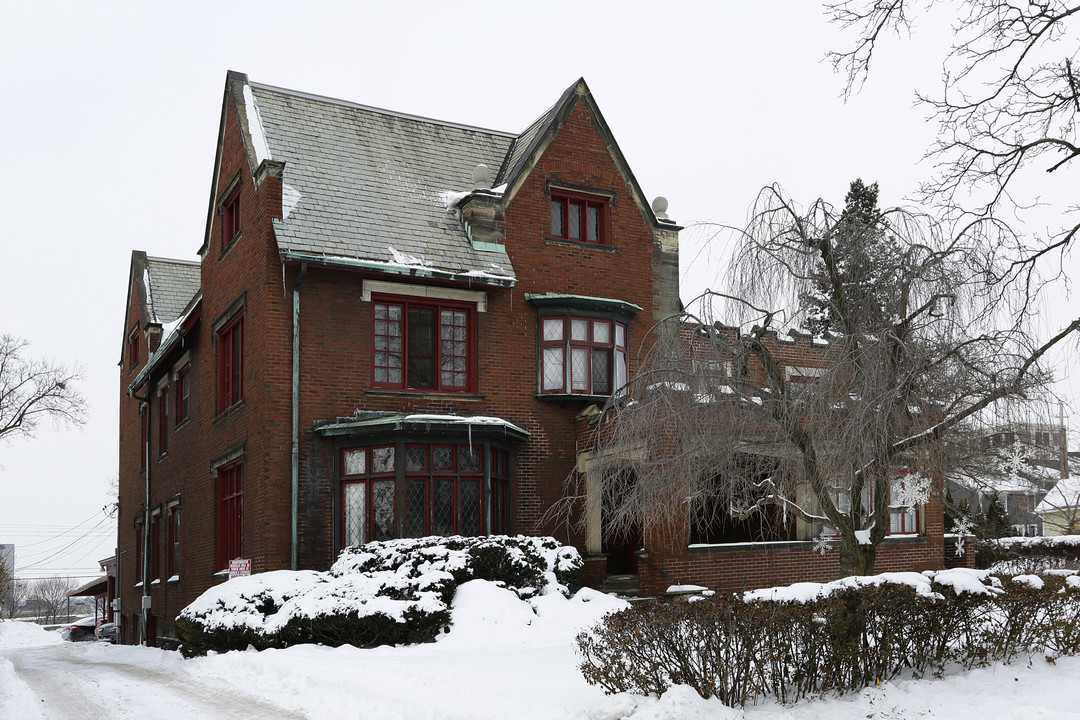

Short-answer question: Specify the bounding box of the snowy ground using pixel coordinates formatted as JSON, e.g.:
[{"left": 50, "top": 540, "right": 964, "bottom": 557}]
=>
[{"left": 2, "top": 580, "right": 1079, "bottom": 720}]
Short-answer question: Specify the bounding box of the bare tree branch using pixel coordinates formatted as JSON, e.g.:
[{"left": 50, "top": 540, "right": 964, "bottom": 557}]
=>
[{"left": 0, "top": 334, "right": 86, "bottom": 446}]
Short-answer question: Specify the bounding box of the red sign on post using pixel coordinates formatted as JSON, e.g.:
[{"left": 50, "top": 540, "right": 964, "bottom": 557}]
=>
[{"left": 229, "top": 558, "right": 251, "bottom": 579}]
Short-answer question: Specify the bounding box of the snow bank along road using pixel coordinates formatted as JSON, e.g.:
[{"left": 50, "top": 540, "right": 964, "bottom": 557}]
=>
[{"left": 2, "top": 642, "right": 306, "bottom": 720}]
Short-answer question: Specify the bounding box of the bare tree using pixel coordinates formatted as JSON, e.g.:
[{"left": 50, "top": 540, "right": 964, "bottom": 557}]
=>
[
  {"left": 0, "top": 334, "right": 86, "bottom": 446},
  {"left": 2, "top": 578, "right": 29, "bottom": 620},
  {"left": 1038, "top": 475, "right": 1080, "bottom": 534},
  {"left": 29, "top": 576, "right": 77, "bottom": 624},
  {"left": 826, "top": 1, "right": 1080, "bottom": 283},
  {"left": 580, "top": 182, "right": 1079, "bottom": 577}
]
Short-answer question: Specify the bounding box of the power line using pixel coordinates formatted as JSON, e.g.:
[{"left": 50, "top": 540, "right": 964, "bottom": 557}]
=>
[{"left": 15, "top": 513, "right": 112, "bottom": 573}]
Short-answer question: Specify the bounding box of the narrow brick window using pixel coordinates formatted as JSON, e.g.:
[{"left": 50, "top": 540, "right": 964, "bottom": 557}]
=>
[
  {"left": 216, "top": 312, "right": 243, "bottom": 413},
  {"left": 128, "top": 325, "right": 139, "bottom": 370},
  {"left": 168, "top": 505, "right": 181, "bottom": 579},
  {"left": 216, "top": 460, "right": 244, "bottom": 569},
  {"left": 139, "top": 406, "right": 148, "bottom": 471},
  {"left": 149, "top": 511, "right": 161, "bottom": 581},
  {"left": 222, "top": 186, "right": 241, "bottom": 250},
  {"left": 158, "top": 384, "right": 169, "bottom": 456},
  {"left": 550, "top": 190, "right": 610, "bottom": 244},
  {"left": 176, "top": 364, "right": 190, "bottom": 424}
]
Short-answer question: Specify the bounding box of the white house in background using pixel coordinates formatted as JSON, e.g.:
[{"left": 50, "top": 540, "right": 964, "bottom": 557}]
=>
[{"left": 1036, "top": 474, "right": 1080, "bottom": 536}]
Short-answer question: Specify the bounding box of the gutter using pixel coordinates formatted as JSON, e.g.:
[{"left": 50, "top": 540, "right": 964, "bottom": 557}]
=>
[
  {"left": 291, "top": 262, "right": 307, "bottom": 571},
  {"left": 278, "top": 250, "right": 517, "bottom": 288}
]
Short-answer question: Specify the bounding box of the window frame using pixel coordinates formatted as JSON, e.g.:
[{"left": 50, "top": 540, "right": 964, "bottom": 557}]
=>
[
  {"left": 216, "top": 459, "right": 244, "bottom": 570},
  {"left": 158, "top": 384, "right": 169, "bottom": 456},
  {"left": 221, "top": 185, "right": 241, "bottom": 251},
  {"left": 167, "top": 503, "right": 181, "bottom": 580},
  {"left": 176, "top": 363, "right": 190, "bottom": 425},
  {"left": 549, "top": 188, "right": 610, "bottom": 245},
  {"left": 216, "top": 311, "right": 244, "bottom": 413},
  {"left": 370, "top": 295, "right": 477, "bottom": 393},
  {"left": 149, "top": 510, "right": 162, "bottom": 582},
  {"left": 128, "top": 325, "right": 139, "bottom": 371},
  {"left": 539, "top": 314, "right": 627, "bottom": 397}
]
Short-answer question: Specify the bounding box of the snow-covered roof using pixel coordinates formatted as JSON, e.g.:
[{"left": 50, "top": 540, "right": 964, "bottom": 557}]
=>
[
  {"left": 316, "top": 412, "right": 530, "bottom": 441},
  {"left": 1035, "top": 475, "right": 1080, "bottom": 515}
]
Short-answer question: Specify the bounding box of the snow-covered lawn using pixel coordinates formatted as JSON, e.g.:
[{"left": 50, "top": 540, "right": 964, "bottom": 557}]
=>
[{"left": 3, "top": 579, "right": 1080, "bottom": 719}]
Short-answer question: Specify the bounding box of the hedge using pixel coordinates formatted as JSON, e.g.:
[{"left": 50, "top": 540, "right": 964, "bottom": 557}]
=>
[
  {"left": 176, "top": 535, "right": 583, "bottom": 657},
  {"left": 578, "top": 568, "right": 1080, "bottom": 706}
]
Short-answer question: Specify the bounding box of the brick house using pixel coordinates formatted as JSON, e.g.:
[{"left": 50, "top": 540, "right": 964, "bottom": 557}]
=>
[{"left": 118, "top": 72, "right": 946, "bottom": 646}]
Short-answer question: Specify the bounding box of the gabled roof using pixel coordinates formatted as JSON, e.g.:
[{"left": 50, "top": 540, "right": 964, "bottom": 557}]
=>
[
  {"left": 212, "top": 72, "right": 521, "bottom": 284},
  {"left": 1036, "top": 474, "right": 1080, "bottom": 515},
  {"left": 143, "top": 256, "right": 200, "bottom": 325},
  {"left": 199, "top": 73, "right": 674, "bottom": 287}
]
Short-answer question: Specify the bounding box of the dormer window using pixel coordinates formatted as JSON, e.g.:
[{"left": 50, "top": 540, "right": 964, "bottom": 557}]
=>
[{"left": 550, "top": 189, "right": 609, "bottom": 244}]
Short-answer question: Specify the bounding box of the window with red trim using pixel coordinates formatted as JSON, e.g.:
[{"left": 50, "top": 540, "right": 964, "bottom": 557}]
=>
[
  {"left": 168, "top": 506, "right": 181, "bottom": 578},
  {"left": 216, "top": 460, "right": 244, "bottom": 570},
  {"left": 341, "top": 446, "right": 396, "bottom": 546},
  {"left": 372, "top": 298, "right": 474, "bottom": 392},
  {"left": 550, "top": 190, "right": 610, "bottom": 244},
  {"left": 149, "top": 512, "right": 161, "bottom": 581},
  {"left": 176, "top": 364, "right": 190, "bottom": 424},
  {"left": 128, "top": 326, "right": 139, "bottom": 370},
  {"left": 403, "top": 444, "right": 484, "bottom": 538},
  {"left": 222, "top": 187, "right": 241, "bottom": 250},
  {"left": 158, "top": 384, "right": 169, "bottom": 456},
  {"left": 216, "top": 312, "right": 243, "bottom": 413},
  {"left": 540, "top": 316, "right": 627, "bottom": 396}
]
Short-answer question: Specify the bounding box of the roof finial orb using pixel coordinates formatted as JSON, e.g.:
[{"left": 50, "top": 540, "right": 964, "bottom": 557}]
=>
[
  {"left": 472, "top": 164, "right": 491, "bottom": 189},
  {"left": 652, "top": 196, "right": 669, "bottom": 219}
]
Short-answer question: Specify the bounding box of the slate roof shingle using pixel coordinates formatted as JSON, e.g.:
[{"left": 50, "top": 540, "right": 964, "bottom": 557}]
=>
[
  {"left": 144, "top": 256, "right": 200, "bottom": 325},
  {"left": 249, "top": 82, "right": 519, "bottom": 282}
]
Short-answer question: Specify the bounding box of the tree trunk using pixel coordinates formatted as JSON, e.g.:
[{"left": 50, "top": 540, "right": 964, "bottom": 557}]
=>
[{"left": 838, "top": 534, "right": 877, "bottom": 576}]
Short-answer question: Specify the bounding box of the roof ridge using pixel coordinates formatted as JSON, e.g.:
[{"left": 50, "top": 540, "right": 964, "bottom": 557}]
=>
[
  {"left": 146, "top": 255, "right": 200, "bottom": 267},
  {"left": 249, "top": 81, "right": 517, "bottom": 138}
]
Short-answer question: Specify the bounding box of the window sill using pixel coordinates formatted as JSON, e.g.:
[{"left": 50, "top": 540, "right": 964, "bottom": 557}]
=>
[
  {"left": 157, "top": 451, "right": 169, "bottom": 463},
  {"left": 546, "top": 237, "right": 616, "bottom": 252},
  {"left": 175, "top": 417, "right": 191, "bottom": 433},
  {"left": 537, "top": 392, "right": 613, "bottom": 403},
  {"left": 150, "top": 579, "right": 161, "bottom": 587},
  {"left": 218, "top": 232, "right": 242, "bottom": 261},
  {"left": 166, "top": 575, "right": 180, "bottom": 585},
  {"left": 365, "top": 389, "right": 484, "bottom": 402},
  {"left": 212, "top": 399, "right": 246, "bottom": 424}
]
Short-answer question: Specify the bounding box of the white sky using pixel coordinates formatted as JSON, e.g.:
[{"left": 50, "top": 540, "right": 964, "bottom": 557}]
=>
[{"left": 1, "top": 1, "right": 1077, "bottom": 581}]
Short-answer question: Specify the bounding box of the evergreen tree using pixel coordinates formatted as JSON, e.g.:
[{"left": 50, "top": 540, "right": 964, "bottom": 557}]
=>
[
  {"left": 802, "top": 179, "right": 901, "bottom": 335},
  {"left": 981, "top": 494, "right": 1013, "bottom": 539}
]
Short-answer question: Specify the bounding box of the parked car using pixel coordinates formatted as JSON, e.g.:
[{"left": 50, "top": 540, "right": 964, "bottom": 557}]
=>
[
  {"left": 60, "top": 616, "right": 98, "bottom": 642},
  {"left": 95, "top": 622, "right": 118, "bottom": 643}
]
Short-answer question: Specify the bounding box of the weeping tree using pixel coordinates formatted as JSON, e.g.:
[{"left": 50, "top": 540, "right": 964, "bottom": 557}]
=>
[{"left": 578, "top": 181, "right": 1079, "bottom": 577}]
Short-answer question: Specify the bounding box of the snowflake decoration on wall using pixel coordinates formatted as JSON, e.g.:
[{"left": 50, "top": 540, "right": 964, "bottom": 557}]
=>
[
  {"left": 894, "top": 473, "right": 932, "bottom": 512},
  {"left": 952, "top": 515, "right": 974, "bottom": 556},
  {"left": 813, "top": 533, "right": 832, "bottom": 556}
]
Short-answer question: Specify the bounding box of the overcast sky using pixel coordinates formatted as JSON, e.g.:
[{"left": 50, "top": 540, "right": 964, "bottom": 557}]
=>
[{"left": 2, "top": 1, "right": 1076, "bottom": 582}]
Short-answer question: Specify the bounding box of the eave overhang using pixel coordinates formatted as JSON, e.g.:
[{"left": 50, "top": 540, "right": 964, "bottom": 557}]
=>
[{"left": 315, "top": 412, "right": 530, "bottom": 442}]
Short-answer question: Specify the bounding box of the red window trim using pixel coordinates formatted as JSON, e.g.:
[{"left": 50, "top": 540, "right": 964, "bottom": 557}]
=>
[
  {"left": 371, "top": 296, "right": 476, "bottom": 393},
  {"left": 216, "top": 311, "right": 244, "bottom": 413},
  {"left": 176, "top": 364, "right": 190, "bottom": 424},
  {"left": 139, "top": 406, "right": 148, "bottom": 471},
  {"left": 158, "top": 384, "right": 169, "bottom": 456},
  {"left": 128, "top": 325, "right": 139, "bottom": 370},
  {"left": 149, "top": 512, "right": 161, "bottom": 581},
  {"left": 540, "top": 315, "right": 626, "bottom": 396},
  {"left": 549, "top": 189, "right": 610, "bottom": 245},
  {"left": 135, "top": 520, "right": 144, "bottom": 584},
  {"left": 216, "top": 459, "right": 244, "bottom": 570},
  {"left": 168, "top": 505, "right": 181, "bottom": 578},
  {"left": 221, "top": 186, "right": 241, "bottom": 251}
]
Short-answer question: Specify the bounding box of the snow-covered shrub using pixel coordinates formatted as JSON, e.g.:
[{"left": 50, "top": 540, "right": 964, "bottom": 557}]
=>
[
  {"left": 976, "top": 535, "right": 1080, "bottom": 573},
  {"left": 177, "top": 535, "right": 582, "bottom": 657},
  {"left": 578, "top": 568, "right": 1080, "bottom": 706}
]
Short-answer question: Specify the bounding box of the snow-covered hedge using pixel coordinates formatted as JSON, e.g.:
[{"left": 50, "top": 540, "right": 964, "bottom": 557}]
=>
[
  {"left": 977, "top": 535, "right": 1080, "bottom": 573},
  {"left": 579, "top": 568, "right": 1080, "bottom": 707},
  {"left": 177, "top": 535, "right": 583, "bottom": 657}
]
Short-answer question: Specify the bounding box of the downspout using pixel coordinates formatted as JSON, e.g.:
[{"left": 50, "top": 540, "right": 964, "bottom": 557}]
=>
[
  {"left": 132, "top": 392, "right": 150, "bottom": 646},
  {"left": 291, "top": 262, "right": 307, "bottom": 571}
]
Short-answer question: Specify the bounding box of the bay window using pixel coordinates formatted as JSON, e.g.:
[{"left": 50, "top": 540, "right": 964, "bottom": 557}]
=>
[{"left": 540, "top": 316, "right": 627, "bottom": 396}]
